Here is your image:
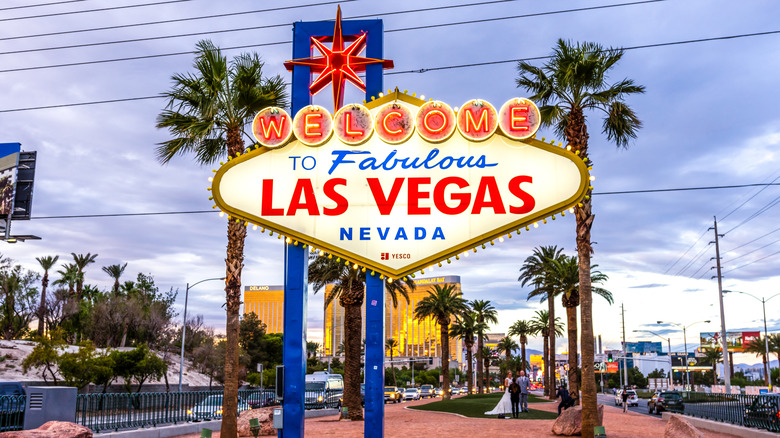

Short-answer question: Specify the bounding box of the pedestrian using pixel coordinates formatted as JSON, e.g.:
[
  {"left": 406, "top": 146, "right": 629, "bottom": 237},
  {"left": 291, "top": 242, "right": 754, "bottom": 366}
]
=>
[
  {"left": 515, "top": 369, "right": 531, "bottom": 413},
  {"left": 509, "top": 379, "right": 520, "bottom": 418},
  {"left": 555, "top": 384, "right": 573, "bottom": 416},
  {"left": 621, "top": 387, "right": 630, "bottom": 413}
]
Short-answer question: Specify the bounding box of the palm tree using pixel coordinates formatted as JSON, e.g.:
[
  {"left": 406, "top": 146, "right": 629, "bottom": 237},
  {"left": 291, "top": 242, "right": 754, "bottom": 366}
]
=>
[
  {"left": 508, "top": 319, "right": 534, "bottom": 372},
  {"left": 529, "top": 309, "right": 564, "bottom": 397},
  {"left": 71, "top": 253, "right": 97, "bottom": 303},
  {"left": 306, "top": 341, "right": 320, "bottom": 359},
  {"left": 35, "top": 255, "right": 59, "bottom": 336},
  {"left": 482, "top": 345, "right": 494, "bottom": 389},
  {"left": 450, "top": 312, "right": 487, "bottom": 395},
  {"left": 386, "top": 338, "right": 399, "bottom": 386},
  {"left": 156, "top": 39, "right": 287, "bottom": 436},
  {"left": 54, "top": 263, "right": 79, "bottom": 299},
  {"left": 414, "top": 284, "right": 468, "bottom": 400},
  {"left": 308, "top": 254, "right": 413, "bottom": 420},
  {"left": 520, "top": 245, "right": 563, "bottom": 397},
  {"left": 470, "top": 300, "right": 498, "bottom": 394},
  {"left": 744, "top": 337, "right": 770, "bottom": 386},
  {"left": 496, "top": 336, "right": 519, "bottom": 362},
  {"left": 548, "top": 254, "right": 612, "bottom": 404},
  {"left": 768, "top": 334, "right": 780, "bottom": 366},
  {"left": 102, "top": 263, "right": 127, "bottom": 295},
  {"left": 517, "top": 39, "right": 644, "bottom": 436},
  {"left": 703, "top": 348, "right": 723, "bottom": 386}
]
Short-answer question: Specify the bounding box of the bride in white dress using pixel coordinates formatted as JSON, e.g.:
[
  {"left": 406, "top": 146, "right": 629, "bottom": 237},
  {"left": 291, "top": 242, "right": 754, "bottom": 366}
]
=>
[{"left": 484, "top": 370, "right": 514, "bottom": 416}]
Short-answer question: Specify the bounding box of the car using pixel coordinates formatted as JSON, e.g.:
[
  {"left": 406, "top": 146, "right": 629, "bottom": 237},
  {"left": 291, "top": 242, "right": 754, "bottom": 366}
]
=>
[
  {"left": 648, "top": 391, "right": 684, "bottom": 414},
  {"left": 743, "top": 394, "right": 780, "bottom": 432},
  {"left": 614, "top": 389, "right": 639, "bottom": 407},
  {"left": 0, "top": 382, "right": 25, "bottom": 432},
  {"left": 187, "top": 395, "right": 250, "bottom": 421},
  {"left": 403, "top": 388, "right": 421, "bottom": 400},
  {"left": 459, "top": 387, "right": 469, "bottom": 395},
  {"left": 384, "top": 387, "right": 402, "bottom": 403},
  {"left": 419, "top": 384, "right": 435, "bottom": 398}
]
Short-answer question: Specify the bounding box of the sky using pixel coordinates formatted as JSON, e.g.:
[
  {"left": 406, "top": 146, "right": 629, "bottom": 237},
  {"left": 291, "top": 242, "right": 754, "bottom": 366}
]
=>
[{"left": 1, "top": 0, "right": 779, "bottom": 367}]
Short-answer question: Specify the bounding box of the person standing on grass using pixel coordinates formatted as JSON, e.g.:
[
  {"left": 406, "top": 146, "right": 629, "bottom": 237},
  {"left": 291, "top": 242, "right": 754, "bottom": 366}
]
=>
[
  {"left": 516, "top": 370, "right": 531, "bottom": 413},
  {"left": 509, "top": 379, "right": 521, "bottom": 418}
]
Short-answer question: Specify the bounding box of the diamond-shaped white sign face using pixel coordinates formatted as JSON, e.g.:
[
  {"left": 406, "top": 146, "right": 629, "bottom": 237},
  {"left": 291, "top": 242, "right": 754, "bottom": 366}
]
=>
[{"left": 212, "top": 92, "right": 589, "bottom": 278}]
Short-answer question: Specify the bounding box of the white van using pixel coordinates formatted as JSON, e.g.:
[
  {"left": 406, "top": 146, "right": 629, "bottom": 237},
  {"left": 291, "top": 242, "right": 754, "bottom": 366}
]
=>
[{"left": 304, "top": 372, "right": 344, "bottom": 409}]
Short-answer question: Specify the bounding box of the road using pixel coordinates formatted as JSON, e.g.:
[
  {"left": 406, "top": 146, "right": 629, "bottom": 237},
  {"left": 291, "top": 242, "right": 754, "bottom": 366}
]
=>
[{"left": 596, "top": 392, "right": 655, "bottom": 416}]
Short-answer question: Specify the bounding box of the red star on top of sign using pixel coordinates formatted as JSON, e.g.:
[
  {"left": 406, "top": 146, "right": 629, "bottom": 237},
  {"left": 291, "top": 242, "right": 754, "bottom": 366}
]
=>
[{"left": 284, "top": 6, "right": 394, "bottom": 112}]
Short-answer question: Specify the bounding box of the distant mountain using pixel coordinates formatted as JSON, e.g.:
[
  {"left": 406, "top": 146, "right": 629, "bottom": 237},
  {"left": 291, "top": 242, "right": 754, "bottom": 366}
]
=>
[{"left": 735, "top": 359, "right": 778, "bottom": 370}]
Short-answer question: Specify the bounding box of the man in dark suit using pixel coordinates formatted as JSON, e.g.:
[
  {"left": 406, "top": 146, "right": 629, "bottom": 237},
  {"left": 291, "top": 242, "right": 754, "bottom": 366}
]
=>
[{"left": 515, "top": 370, "right": 531, "bottom": 413}]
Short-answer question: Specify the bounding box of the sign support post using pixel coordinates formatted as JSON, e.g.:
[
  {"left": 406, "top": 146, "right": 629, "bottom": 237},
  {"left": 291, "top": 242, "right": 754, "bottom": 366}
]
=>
[
  {"left": 282, "top": 243, "right": 307, "bottom": 438},
  {"left": 364, "top": 274, "right": 385, "bottom": 437}
]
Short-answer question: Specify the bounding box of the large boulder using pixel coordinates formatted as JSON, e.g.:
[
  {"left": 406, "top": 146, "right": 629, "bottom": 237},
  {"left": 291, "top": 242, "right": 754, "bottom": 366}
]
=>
[
  {"left": 664, "top": 415, "right": 703, "bottom": 438},
  {"left": 552, "top": 404, "right": 605, "bottom": 436},
  {"left": 0, "top": 421, "right": 92, "bottom": 438},
  {"left": 238, "top": 407, "right": 276, "bottom": 437}
]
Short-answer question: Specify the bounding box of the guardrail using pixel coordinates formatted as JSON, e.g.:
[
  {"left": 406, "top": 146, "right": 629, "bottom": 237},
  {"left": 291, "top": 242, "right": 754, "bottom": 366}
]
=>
[
  {"left": 0, "top": 394, "right": 26, "bottom": 432},
  {"left": 680, "top": 391, "right": 780, "bottom": 433}
]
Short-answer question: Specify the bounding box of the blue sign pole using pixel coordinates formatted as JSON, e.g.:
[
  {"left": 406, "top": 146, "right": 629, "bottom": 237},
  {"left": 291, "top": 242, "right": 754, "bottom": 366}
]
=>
[
  {"left": 282, "top": 242, "right": 307, "bottom": 438},
  {"left": 364, "top": 274, "right": 386, "bottom": 437}
]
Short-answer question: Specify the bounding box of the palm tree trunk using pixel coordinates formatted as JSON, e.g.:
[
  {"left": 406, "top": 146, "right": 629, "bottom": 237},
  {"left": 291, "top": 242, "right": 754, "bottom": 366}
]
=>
[
  {"left": 477, "top": 336, "right": 484, "bottom": 394},
  {"left": 566, "top": 305, "right": 580, "bottom": 405},
  {"left": 543, "top": 335, "right": 549, "bottom": 397},
  {"left": 548, "top": 296, "right": 556, "bottom": 400},
  {"left": 390, "top": 350, "right": 397, "bottom": 387},
  {"left": 466, "top": 342, "right": 474, "bottom": 394},
  {"left": 37, "top": 273, "right": 48, "bottom": 337},
  {"left": 441, "top": 323, "right": 451, "bottom": 400},
  {"left": 222, "top": 214, "right": 245, "bottom": 437},
  {"left": 343, "top": 301, "right": 363, "bottom": 420}
]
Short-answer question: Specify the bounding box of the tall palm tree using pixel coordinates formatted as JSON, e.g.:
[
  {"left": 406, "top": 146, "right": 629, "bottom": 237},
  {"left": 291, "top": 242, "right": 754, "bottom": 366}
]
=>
[
  {"left": 450, "top": 312, "right": 487, "bottom": 395},
  {"left": 414, "top": 284, "right": 468, "bottom": 400},
  {"left": 306, "top": 341, "right": 320, "bottom": 359},
  {"left": 470, "top": 300, "right": 498, "bottom": 394},
  {"left": 71, "top": 253, "right": 97, "bottom": 303},
  {"left": 520, "top": 245, "right": 563, "bottom": 397},
  {"left": 102, "top": 263, "right": 127, "bottom": 295},
  {"left": 496, "top": 336, "right": 519, "bottom": 362},
  {"left": 156, "top": 39, "right": 287, "bottom": 436},
  {"left": 529, "top": 309, "right": 564, "bottom": 397},
  {"left": 768, "top": 334, "right": 780, "bottom": 366},
  {"left": 517, "top": 39, "right": 644, "bottom": 436},
  {"left": 35, "top": 255, "right": 59, "bottom": 336},
  {"left": 308, "top": 254, "right": 413, "bottom": 420},
  {"left": 703, "top": 348, "right": 723, "bottom": 386},
  {"left": 508, "top": 319, "right": 534, "bottom": 372},
  {"left": 548, "top": 254, "right": 612, "bottom": 404},
  {"left": 744, "top": 337, "right": 770, "bottom": 386},
  {"left": 386, "top": 338, "right": 399, "bottom": 386},
  {"left": 482, "top": 345, "right": 494, "bottom": 389},
  {"left": 54, "top": 263, "right": 79, "bottom": 299}
]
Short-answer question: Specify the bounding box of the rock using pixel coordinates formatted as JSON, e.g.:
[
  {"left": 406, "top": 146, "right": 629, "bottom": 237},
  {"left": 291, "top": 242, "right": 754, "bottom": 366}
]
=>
[
  {"left": 663, "top": 415, "right": 703, "bottom": 438},
  {"left": 551, "top": 404, "right": 605, "bottom": 436},
  {"left": 0, "top": 421, "right": 92, "bottom": 438},
  {"left": 238, "top": 407, "right": 276, "bottom": 437}
]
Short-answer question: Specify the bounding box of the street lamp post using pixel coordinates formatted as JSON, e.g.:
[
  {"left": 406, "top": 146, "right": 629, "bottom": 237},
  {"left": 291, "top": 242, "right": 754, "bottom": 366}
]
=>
[
  {"left": 178, "top": 276, "right": 225, "bottom": 393},
  {"left": 657, "top": 320, "right": 710, "bottom": 390},
  {"left": 633, "top": 329, "right": 672, "bottom": 388},
  {"left": 723, "top": 290, "right": 780, "bottom": 389}
]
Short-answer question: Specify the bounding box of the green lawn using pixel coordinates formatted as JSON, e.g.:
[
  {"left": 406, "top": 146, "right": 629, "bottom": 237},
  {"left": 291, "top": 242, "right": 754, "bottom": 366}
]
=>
[{"left": 408, "top": 393, "right": 558, "bottom": 420}]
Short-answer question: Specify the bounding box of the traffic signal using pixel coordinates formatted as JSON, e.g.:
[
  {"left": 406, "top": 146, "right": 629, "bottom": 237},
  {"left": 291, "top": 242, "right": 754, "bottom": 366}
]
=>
[
  {"left": 607, "top": 353, "right": 613, "bottom": 363},
  {"left": 429, "top": 357, "right": 433, "bottom": 365}
]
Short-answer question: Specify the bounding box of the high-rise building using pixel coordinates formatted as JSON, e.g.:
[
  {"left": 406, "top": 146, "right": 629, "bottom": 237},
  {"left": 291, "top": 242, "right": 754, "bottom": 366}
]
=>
[
  {"left": 243, "top": 285, "right": 284, "bottom": 333},
  {"left": 323, "top": 275, "right": 463, "bottom": 366}
]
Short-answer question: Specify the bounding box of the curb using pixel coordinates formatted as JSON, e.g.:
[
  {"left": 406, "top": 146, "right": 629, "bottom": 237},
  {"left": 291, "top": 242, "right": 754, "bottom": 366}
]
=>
[
  {"left": 95, "top": 420, "right": 221, "bottom": 438},
  {"left": 662, "top": 413, "right": 778, "bottom": 438}
]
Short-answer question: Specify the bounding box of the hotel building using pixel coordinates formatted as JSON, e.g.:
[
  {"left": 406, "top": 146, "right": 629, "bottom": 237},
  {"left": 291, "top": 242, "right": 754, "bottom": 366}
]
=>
[{"left": 243, "top": 285, "right": 284, "bottom": 333}]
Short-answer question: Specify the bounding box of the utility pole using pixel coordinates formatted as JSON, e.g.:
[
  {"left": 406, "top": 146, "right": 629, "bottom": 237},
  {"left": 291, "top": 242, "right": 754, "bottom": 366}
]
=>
[
  {"left": 622, "top": 303, "right": 628, "bottom": 388},
  {"left": 711, "top": 217, "right": 732, "bottom": 394}
]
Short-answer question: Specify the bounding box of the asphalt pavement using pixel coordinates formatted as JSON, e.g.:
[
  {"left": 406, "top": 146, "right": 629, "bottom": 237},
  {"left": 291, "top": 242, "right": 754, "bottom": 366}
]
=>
[{"left": 596, "top": 392, "right": 655, "bottom": 417}]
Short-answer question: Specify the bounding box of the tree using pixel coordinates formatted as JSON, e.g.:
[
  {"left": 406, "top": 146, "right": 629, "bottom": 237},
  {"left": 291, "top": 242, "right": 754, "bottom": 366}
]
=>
[
  {"left": 768, "top": 334, "right": 780, "bottom": 366},
  {"left": 386, "top": 338, "right": 399, "bottom": 386},
  {"left": 239, "top": 312, "right": 267, "bottom": 371},
  {"left": 414, "top": 284, "right": 468, "bottom": 400},
  {"left": 450, "top": 312, "right": 487, "bottom": 394},
  {"left": 156, "top": 39, "right": 286, "bottom": 438},
  {"left": 307, "top": 341, "right": 320, "bottom": 359},
  {"left": 702, "top": 348, "right": 723, "bottom": 386},
  {"left": 308, "top": 254, "right": 413, "bottom": 420},
  {"left": 192, "top": 338, "right": 220, "bottom": 389},
  {"left": 71, "top": 253, "right": 98, "bottom": 304},
  {"left": 517, "top": 39, "right": 644, "bottom": 436},
  {"left": 22, "top": 330, "right": 65, "bottom": 384},
  {"left": 35, "top": 255, "right": 59, "bottom": 336},
  {"left": 496, "top": 336, "right": 519, "bottom": 362},
  {"left": 520, "top": 245, "right": 563, "bottom": 397},
  {"left": 0, "top": 263, "right": 41, "bottom": 340},
  {"left": 529, "top": 309, "right": 563, "bottom": 396},
  {"left": 470, "top": 300, "right": 498, "bottom": 393},
  {"left": 112, "top": 344, "right": 167, "bottom": 393},
  {"left": 102, "top": 263, "right": 127, "bottom": 295},
  {"left": 508, "top": 319, "right": 534, "bottom": 372},
  {"left": 744, "top": 337, "right": 770, "bottom": 386},
  {"left": 58, "top": 341, "right": 114, "bottom": 390},
  {"left": 548, "top": 254, "right": 612, "bottom": 404},
  {"left": 482, "top": 346, "right": 494, "bottom": 388}
]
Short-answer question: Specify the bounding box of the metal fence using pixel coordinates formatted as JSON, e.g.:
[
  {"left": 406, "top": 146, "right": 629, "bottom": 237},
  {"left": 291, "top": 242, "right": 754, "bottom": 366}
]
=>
[
  {"left": 75, "top": 389, "right": 276, "bottom": 433},
  {"left": 680, "top": 391, "right": 780, "bottom": 433},
  {"left": 0, "top": 394, "right": 26, "bottom": 432}
]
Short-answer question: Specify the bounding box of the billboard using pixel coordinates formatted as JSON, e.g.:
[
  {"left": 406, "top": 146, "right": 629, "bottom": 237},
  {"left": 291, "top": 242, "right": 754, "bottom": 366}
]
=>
[
  {"left": 0, "top": 143, "right": 20, "bottom": 217},
  {"left": 700, "top": 331, "right": 761, "bottom": 353}
]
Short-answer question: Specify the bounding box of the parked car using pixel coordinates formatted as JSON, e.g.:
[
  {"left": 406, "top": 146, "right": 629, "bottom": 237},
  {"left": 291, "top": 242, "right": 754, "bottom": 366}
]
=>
[
  {"left": 743, "top": 394, "right": 780, "bottom": 432},
  {"left": 614, "top": 389, "right": 639, "bottom": 407},
  {"left": 403, "top": 387, "right": 421, "bottom": 401},
  {"left": 419, "top": 384, "right": 435, "bottom": 398},
  {"left": 648, "top": 391, "right": 684, "bottom": 414},
  {"left": 0, "top": 382, "right": 25, "bottom": 432},
  {"left": 304, "top": 372, "right": 343, "bottom": 409},
  {"left": 187, "top": 395, "right": 250, "bottom": 421}
]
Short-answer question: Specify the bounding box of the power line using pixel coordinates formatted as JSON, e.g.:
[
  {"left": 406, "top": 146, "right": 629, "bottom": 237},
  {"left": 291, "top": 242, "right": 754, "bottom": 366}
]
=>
[
  {"left": 674, "top": 242, "right": 712, "bottom": 277},
  {"left": 0, "top": 0, "right": 86, "bottom": 12},
  {"left": 3, "top": 28, "right": 780, "bottom": 111},
  {"left": 592, "top": 183, "right": 780, "bottom": 195},
  {"left": 723, "top": 194, "right": 780, "bottom": 235},
  {"left": 718, "top": 174, "right": 780, "bottom": 221},
  {"left": 722, "top": 249, "right": 780, "bottom": 275},
  {"left": 723, "top": 237, "right": 780, "bottom": 265},
  {"left": 0, "top": 0, "right": 192, "bottom": 23},
  {"left": 663, "top": 227, "right": 709, "bottom": 275},
  {"left": 0, "top": 0, "right": 661, "bottom": 56},
  {"left": 724, "top": 226, "right": 780, "bottom": 253}
]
